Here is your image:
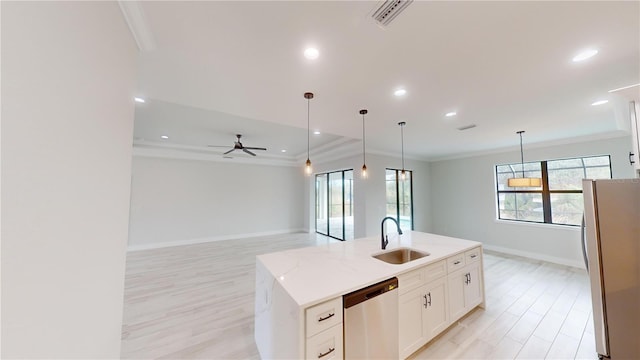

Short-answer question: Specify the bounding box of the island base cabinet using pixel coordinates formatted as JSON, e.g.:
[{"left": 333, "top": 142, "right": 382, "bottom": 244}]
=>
[
  {"left": 448, "top": 262, "right": 483, "bottom": 320},
  {"left": 399, "top": 277, "right": 449, "bottom": 359},
  {"left": 305, "top": 324, "right": 343, "bottom": 360}
]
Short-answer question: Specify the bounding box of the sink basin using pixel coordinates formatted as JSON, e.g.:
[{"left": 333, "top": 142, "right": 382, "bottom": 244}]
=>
[{"left": 372, "top": 247, "right": 430, "bottom": 264}]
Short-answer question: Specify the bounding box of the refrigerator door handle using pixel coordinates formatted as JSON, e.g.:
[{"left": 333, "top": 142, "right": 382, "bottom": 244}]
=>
[{"left": 581, "top": 214, "right": 588, "bottom": 271}]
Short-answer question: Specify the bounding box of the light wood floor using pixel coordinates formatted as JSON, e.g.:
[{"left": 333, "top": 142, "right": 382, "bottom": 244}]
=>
[{"left": 121, "top": 233, "right": 598, "bottom": 359}]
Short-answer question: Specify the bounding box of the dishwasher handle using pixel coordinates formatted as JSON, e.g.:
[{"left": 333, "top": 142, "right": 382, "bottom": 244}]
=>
[{"left": 343, "top": 277, "right": 398, "bottom": 309}]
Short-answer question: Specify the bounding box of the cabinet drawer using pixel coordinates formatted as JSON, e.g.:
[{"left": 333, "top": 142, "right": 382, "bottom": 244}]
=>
[
  {"left": 397, "top": 267, "right": 425, "bottom": 295},
  {"left": 306, "top": 324, "right": 343, "bottom": 360},
  {"left": 465, "top": 248, "right": 481, "bottom": 264},
  {"left": 423, "top": 260, "right": 447, "bottom": 283},
  {"left": 447, "top": 254, "right": 466, "bottom": 273},
  {"left": 306, "top": 297, "right": 343, "bottom": 338}
]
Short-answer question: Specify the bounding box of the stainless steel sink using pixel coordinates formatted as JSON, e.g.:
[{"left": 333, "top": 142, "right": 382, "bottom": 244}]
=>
[{"left": 372, "top": 247, "right": 430, "bottom": 264}]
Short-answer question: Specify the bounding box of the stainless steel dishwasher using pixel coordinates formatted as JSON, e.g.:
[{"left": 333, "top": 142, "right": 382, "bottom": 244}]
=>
[{"left": 343, "top": 277, "right": 399, "bottom": 359}]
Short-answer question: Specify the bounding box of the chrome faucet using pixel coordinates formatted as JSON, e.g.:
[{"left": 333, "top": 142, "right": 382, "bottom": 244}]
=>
[{"left": 380, "top": 216, "right": 403, "bottom": 250}]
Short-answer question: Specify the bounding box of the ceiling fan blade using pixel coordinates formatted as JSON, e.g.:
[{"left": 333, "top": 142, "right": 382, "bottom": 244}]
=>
[
  {"left": 223, "top": 148, "right": 235, "bottom": 155},
  {"left": 244, "top": 147, "right": 267, "bottom": 151},
  {"left": 207, "top": 145, "right": 231, "bottom": 148},
  {"left": 243, "top": 149, "right": 257, "bottom": 156}
]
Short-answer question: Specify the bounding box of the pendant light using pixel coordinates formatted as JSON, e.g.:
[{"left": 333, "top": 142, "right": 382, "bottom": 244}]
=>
[
  {"left": 304, "top": 92, "right": 314, "bottom": 175},
  {"left": 507, "top": 130, "right": 542, "bottom": 187},
  {"left": 398, "top": 121, "right": 406, "bottom": 180},
  {"left": 360, "top": 109, "right": 368, "bottom": 178}
]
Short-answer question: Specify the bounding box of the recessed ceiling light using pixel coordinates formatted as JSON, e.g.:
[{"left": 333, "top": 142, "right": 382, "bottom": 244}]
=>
[
  {"left": 572, "top": 49, "right": 598, "bottom": 62},
  {"left": 161, "top": 135, "right": 169, "bottom": 139},
  {"left": 394, "top": 89, "right": 407, "bottom": 97},
  {"left": 134, "top": 97, "right": 145, "bottom": 103},
  {"left": 445, "top": 111, "right": 457, "bottom": 117},
  {"left": 281, "top": 149, "right": 287, "bottom": 153},
  {"left": 313, "top": 131, "right": 321, "bottom": 135},
  {"left": 304, "top": 47, "right": 319, "bottom": 60},
  {"left": 591, "top": 100, "right": 609, "bottom": 106}
]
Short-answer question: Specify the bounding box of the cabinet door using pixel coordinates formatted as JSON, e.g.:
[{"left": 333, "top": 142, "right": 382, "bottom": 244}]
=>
[
  {"left": 448, "top": 268, "right": 466, "bottom": 321},
  {"left": 423, "top": 277, "right": 449, "bottom": 342},
  {"left": 464, "top": 262, "right": 483, "bottom": 309},
  {"left": 399, "top": 286, "right": 427, "bottom": 359}
]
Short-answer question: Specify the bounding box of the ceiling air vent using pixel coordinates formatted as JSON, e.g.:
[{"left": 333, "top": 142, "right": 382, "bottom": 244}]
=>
[
  {"left": 457, "top": 124, "right": 477, "bottom": 131},
  {"left": 372, "top": 0, "right": 414, "bottom": 27}
]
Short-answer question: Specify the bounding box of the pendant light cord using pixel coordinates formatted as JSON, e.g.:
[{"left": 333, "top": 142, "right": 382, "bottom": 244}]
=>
[
  {"left": 518, "top": 130, "right": 525, "bottom": 178},
  {"left": 307, "top": 99, "right": 310, "bottom": 159},
  {"left": 401, "top": 123, "right": 405, "bottom": 170},
  {"left": 362, "top": 113, "right": 366, "bottom": 164}
]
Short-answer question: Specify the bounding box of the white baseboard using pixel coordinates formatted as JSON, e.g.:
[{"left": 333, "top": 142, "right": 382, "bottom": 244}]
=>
[
  {"left": 127, "top": 228, "right": 306, "bottom": 252},
  {"left": 482, "top": 244, "right": 586, "bottom": 269}
]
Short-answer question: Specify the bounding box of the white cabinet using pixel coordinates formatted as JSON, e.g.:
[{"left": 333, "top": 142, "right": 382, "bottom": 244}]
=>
[
  {"left": 399, "top": 277, "right": 449, "bottom": 359},
  {"left": 630, "top": 101, "right": 640, "bottom": 173},
  {"left": 399, "top": 285, "right": 428, "bottom": 357},
  {"left": 305, "top": 297, "right": 343, "bottom": 359},
  {"left": 398, "top": 247, "right": 484, "bottom": 359},
  {"left": 423, "top": 277, "right": 449, "bottom": 340},
  {"left": 448, "top": 248, "right": 484, "bottom": 321}
]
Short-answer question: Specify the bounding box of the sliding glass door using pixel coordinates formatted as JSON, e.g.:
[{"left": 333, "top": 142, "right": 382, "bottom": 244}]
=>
[
  {"left": 315, "top": 174, "right": 328, "bottom": 235},
  {"left": 386, "top": 169, "right": 413, "bottom": 232},
  {"left": 315, "top": 169, "right": 354, "bottom": 241}
]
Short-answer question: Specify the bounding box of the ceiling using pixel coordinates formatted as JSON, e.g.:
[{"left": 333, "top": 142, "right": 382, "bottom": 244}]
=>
[{"left": 128, "top": 1, "right": 640, "bottom": 161}]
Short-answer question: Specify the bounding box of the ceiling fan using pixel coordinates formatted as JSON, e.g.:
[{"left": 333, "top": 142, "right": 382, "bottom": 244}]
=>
[{"left": 207, "top": 134, "right": 267, "bottom": 156}]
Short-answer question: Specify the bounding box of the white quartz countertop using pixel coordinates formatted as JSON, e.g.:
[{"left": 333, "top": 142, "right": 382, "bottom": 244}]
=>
[{"left": 256, "top": 231, "right": 482, "bottom": 308}]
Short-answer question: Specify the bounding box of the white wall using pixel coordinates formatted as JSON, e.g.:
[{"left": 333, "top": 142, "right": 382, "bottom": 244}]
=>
[
  {"left": 1, "top": 2, "right": 137, "bottom": 358},
  {"left": 128, "top": 156, "right": 305, "bottom": 249},
  {"left": 305, "top": 153, "right": 431, "bottom": 238},
  {"left": 429, "top": 136, "right": 636, "bottom": 268}
]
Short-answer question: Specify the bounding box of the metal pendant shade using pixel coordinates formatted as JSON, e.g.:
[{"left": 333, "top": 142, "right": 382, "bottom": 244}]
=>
[{"left": 507, "top": 131, "right": 541, "bottom": 187}]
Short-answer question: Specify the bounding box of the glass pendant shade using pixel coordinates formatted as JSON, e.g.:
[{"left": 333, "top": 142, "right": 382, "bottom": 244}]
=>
[
  {"left": 507, "top": 130, "right": 541, "bottom": 188},
  {"left": 361, "top": 164, "right": 367, "bottom": 178},
  {"left": 305, "top": 158, "right": 312, "bottom": 175}
]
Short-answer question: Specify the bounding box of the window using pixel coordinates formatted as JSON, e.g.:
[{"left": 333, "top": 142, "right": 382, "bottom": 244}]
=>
[
  {"left": 496, "top": 155, "right": 612, "bottom": 226},
  {"left": 386, "top": 169, "right": 413, "bottom": 232},
  {"left": 315, "top": 170, "right": 353, "bottom": 240}
]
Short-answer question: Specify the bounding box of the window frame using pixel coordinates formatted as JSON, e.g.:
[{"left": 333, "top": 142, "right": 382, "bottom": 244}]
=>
[
  {"left": 315, "top": 169, "right": 353, "bottom": 241},
  {"left": 495, "top": 155, "right": 612, "bottom": 226},
  {"left": 385, "top": 168, "right": 414, "bottom": 231}
]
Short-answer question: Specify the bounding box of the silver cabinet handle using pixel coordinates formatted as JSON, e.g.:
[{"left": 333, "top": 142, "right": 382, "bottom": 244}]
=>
[
  {"left": 423, "top": 294, "right": 428, "bottom": 308},
  {"left": 318, "top": 313, "right": 334, "bottom": 322},
  {"left": 318, "top": 347, "right": 335, "bottom": 358}
]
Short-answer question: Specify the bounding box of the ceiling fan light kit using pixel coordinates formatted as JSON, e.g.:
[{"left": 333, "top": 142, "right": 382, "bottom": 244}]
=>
[
  {"left": 507, "top": 130, "right": 542, "bottom": 187},
  {"left": 304, "top": 92, "right": 314, "bottom": 176}
]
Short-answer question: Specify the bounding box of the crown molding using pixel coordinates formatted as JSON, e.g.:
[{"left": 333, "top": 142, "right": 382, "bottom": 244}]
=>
[
  {"left": 429, "top": 130, "right": 630, "bottom": 162},
  {"left": 133, "top": 141, "right": 298, "bottom": 167},
  {"left": 118, "top": 1, "right": 156, "bottom": 52}
]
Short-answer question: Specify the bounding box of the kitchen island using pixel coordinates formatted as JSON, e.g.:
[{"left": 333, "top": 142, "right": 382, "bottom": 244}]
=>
[{"left": 254, "top": 231, "right": 484, "bottom": 359}]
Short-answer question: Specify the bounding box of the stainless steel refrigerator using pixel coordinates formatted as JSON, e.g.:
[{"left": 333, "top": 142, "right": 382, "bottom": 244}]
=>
[{"left": 582, "top": 179, "right": 640, "bottom": 359}]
